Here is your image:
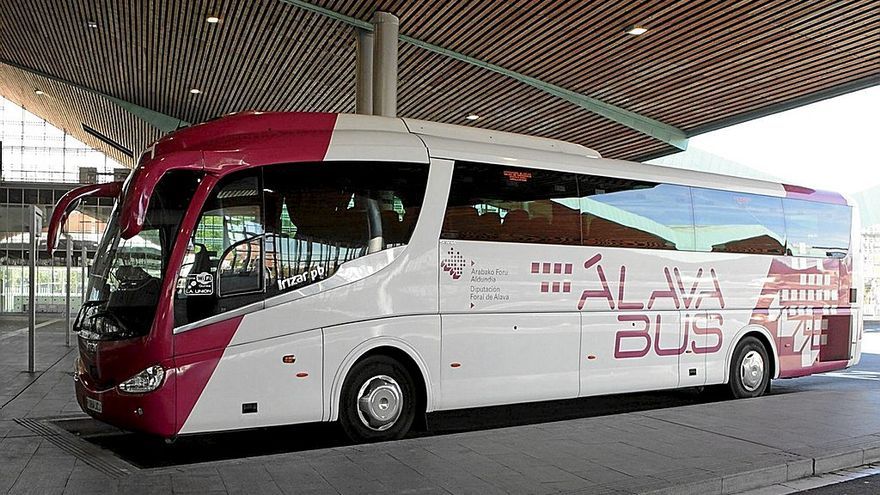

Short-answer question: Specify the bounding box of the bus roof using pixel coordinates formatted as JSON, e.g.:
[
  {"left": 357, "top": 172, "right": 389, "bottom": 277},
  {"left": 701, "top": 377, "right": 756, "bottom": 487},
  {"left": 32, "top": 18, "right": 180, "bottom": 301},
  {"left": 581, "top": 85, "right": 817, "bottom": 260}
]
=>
[
  {"left": 118, "top": 111, "right": 847, "bottom": 239},
  {"left": 402, "top": 117, "right": 602, "bottom": 159}
]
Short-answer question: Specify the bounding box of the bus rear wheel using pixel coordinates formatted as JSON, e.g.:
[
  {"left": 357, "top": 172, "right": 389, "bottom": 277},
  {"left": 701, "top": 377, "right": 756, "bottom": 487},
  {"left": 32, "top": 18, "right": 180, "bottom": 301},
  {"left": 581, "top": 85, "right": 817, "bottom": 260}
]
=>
[
  {"left": 728, "top": 336, "right": 771, "bottom": 398},
  {"left": 339, "top": 355, "right": 416, "bottom": 443}
]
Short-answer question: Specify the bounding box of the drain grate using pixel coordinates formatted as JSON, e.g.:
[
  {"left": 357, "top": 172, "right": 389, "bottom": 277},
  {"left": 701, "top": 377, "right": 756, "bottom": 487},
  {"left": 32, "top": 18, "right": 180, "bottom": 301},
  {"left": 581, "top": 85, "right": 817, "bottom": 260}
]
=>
[{"left": 15, "top": 417, "right": 133, "bottom": 479}]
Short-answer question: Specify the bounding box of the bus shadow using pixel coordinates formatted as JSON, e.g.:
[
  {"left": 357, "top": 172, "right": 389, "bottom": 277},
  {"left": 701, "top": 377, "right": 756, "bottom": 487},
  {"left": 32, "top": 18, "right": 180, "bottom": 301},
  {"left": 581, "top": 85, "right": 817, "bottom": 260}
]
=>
[
  {"left": 54, "top": 386, "right": 759, "bottom": 469},
  {"left": 427, "top": 387, "right": 732, "bottom": 434}
]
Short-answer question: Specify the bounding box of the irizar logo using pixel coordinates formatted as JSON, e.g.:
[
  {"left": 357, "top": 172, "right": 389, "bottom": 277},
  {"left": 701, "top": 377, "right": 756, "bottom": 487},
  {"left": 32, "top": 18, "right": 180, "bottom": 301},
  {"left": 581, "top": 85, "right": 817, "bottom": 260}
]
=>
[
  {"left": 278, "top": 265, "right": 326, "bottom": 291},
  {"left": 441, "top": 247, "right": 466, "bottom": 280}
]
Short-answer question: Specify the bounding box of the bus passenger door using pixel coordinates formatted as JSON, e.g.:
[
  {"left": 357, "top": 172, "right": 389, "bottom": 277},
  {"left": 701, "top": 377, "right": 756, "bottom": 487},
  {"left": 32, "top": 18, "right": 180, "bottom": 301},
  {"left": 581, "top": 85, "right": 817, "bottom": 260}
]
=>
[
  {"left": 439, "top": 313, "right": 581, "bottom": 410},
  {"left": 580, "top": 311, "right": 681, "bottom": 396}
]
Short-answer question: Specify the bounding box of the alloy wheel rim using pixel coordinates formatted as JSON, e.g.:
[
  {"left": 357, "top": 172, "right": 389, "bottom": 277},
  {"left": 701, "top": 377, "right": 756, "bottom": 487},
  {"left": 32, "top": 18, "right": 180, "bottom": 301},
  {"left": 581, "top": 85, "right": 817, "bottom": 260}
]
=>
[
  {"left": 740, "top": 350, "right": 765, "bottom": 392},
  {"left": 356, "top": 375, "right": 403, "bottom": 431}
]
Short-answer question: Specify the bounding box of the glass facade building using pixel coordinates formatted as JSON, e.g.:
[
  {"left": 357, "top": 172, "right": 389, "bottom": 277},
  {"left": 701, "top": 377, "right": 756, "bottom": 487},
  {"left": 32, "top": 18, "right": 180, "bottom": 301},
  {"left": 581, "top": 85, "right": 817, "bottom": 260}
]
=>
[
  {"left": 1, "top": 96, "right": 123, "bottom": 183},
  {"left": 0, "top": 96, "right": 121, "bottom": 314},
  {"left": 0, "top": 184, "right": 115, "bottom": 313}
]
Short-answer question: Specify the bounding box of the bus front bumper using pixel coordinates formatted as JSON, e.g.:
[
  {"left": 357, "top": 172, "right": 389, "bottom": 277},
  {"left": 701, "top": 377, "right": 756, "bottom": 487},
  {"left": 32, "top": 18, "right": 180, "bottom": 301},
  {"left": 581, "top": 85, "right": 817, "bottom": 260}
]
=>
[{"left": 74, "top": 358, "right": 177, "bottom": 438}]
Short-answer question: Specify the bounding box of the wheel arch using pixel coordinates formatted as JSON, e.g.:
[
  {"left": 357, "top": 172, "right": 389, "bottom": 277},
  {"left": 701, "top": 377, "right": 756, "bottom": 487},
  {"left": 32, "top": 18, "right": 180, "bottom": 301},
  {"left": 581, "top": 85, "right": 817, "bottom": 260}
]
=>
[
  {"left": 723, "top": 325, "right": 780, "bottom": 383},
  {"left": 328, "top": 337, "right": 432, "bottom": 424}
]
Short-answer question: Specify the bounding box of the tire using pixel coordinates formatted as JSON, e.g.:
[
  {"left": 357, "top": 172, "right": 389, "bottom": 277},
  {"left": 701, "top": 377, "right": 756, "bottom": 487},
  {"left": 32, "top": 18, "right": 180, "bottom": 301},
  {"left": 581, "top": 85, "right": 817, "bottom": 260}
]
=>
[
  {"left": 338, "top": 355, "right": 416, "bottom": 443},
  {"left": 728, "top": 336, "right": 771, "bottom": 398}
]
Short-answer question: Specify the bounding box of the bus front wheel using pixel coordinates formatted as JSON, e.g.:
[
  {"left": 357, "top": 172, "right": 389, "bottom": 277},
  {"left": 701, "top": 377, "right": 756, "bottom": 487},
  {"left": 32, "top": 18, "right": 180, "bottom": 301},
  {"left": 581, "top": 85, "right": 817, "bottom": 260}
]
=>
[
  {"left": 728, "top": 336, "right": 771, "bottom": 398},
  {"left": 339, "top": 355, "right": 416, "bottom": 442}
]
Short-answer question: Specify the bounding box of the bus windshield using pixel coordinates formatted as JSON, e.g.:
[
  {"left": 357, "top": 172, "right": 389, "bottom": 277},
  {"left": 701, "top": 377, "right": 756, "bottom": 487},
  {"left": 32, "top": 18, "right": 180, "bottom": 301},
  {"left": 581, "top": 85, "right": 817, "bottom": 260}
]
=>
[{"left": 81, "top": 171, "right": 201, "bottom": 339}]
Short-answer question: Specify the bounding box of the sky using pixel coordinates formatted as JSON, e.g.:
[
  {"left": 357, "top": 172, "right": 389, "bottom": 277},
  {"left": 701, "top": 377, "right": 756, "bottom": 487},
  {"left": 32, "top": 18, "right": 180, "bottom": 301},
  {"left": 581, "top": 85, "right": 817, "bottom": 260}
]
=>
[{"left": 670, "top": 85, "right": 880, "bottom": 195}]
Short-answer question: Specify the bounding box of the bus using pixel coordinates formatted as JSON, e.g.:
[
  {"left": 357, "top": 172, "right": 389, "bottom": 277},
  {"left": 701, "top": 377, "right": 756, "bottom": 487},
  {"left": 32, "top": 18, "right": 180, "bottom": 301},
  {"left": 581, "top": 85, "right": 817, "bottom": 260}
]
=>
[{"left": 48, "top": 111, "right": 863, "bottom": 442}]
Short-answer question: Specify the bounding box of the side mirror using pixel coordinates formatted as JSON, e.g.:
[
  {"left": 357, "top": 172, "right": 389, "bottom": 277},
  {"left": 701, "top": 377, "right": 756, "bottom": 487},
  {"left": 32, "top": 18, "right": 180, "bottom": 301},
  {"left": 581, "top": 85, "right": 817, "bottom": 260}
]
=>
[{"left": 47, "top": 181, "right": 123, "bottom": 254}]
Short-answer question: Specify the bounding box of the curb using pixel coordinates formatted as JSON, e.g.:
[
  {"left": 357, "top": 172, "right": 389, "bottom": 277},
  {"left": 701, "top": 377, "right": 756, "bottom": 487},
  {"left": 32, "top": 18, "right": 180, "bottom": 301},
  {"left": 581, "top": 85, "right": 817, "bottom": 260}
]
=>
[{"left": 644, "top": 443, "right": 880, "bottom": 495}]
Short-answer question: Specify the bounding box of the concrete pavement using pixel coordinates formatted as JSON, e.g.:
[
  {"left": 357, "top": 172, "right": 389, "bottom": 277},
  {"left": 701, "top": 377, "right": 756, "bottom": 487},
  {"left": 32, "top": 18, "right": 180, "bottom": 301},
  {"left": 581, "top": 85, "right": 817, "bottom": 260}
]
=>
[{"left": 1, "top": 316, "right": 879, "bottom": 494}]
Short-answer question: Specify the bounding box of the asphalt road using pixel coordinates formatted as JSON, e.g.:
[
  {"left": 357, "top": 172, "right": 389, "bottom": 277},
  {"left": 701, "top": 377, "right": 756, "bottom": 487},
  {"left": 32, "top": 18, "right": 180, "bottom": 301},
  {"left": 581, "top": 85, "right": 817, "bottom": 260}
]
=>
[{"left": 799, "top": 473, "right": 880, "bottom": 494}]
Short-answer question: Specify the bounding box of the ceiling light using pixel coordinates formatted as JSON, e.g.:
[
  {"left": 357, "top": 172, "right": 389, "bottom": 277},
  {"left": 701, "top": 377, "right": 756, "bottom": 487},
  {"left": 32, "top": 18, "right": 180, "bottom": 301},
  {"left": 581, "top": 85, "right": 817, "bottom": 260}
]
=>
[
  {"left": 466, "top": 114, "right": 480, "bottom": 121},
  {"left": 34, "top": 89, "right": 45, "bottom": 95},
  {"left": 189, "top": 88, "right": 202, "bottom": 94},
  {"left": 206, "top": 16, "right": 221, "bottom": 24},
  {"left": 87, "top": 20, "right": 98, "bottom": 29},
  {"left": 625, "top": 25, "right": 648, "bottom": 35}
]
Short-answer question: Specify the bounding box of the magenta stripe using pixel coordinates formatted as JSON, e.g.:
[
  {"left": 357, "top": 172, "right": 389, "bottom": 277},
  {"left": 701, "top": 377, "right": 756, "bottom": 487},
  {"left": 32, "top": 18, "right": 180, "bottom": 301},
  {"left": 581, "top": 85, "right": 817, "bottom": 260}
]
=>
[{"left": 782, "top": 184, "right": 848, "bottom": 205}]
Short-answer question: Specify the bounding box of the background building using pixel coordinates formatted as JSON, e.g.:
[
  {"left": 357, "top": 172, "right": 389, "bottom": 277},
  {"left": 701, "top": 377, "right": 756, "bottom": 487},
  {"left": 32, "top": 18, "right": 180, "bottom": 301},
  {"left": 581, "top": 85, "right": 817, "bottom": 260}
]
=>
[{"left": 0, "top": 96, "right": 122, "bottom": 314}]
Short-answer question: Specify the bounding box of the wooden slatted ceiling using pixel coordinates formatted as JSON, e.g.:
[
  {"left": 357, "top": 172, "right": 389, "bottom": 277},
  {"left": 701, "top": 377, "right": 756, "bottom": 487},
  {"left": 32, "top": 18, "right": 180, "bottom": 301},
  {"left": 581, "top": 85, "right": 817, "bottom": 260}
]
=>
[
  {"left": 0, "top": 0, "right": 877, "bottom": 168},
  {"left": 0, "top": 64, "right": 161, "bottom": 165},
  {"left": 396, "top": 45, "right": 672, "bottom": 159},
  {"left": 330, "top": 0, "right": 880, "bottom": 128}
]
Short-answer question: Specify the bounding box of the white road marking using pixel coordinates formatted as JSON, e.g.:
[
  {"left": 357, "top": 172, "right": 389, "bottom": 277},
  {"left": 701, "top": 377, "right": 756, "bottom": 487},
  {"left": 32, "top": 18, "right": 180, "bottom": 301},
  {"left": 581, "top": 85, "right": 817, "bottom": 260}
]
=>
[
  {"left": 821, "top": 370, "right": 880, "bottom": 381},
  {"left": 0, "top": 318, "right": 63, "bottom": 342}
]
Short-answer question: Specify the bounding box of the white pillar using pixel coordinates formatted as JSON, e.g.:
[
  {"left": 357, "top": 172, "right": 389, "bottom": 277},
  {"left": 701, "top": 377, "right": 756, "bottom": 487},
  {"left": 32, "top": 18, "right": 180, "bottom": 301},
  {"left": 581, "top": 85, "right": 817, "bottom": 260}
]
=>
[
  {"left": 81, "top": 246, "right": 87, "bottom": 302},
  {"left": 356, "top": 29, "right": 374, "bottom": 115},
  {"left": 371, "top": 12, "right": 399, "bottom": 117},
  {"left": 28, "top": 206, "right": 43, "bottom": 373},
  {"left": 65, "top": 234, "right": 72, "bottom": 347}
]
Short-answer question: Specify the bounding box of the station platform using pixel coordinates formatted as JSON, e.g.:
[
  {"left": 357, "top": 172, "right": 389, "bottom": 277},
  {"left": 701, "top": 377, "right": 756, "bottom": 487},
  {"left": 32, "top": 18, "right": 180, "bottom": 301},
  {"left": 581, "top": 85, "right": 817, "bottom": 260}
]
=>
[{"left": 1, "top": 315, "right": 879, "bottom": 495}]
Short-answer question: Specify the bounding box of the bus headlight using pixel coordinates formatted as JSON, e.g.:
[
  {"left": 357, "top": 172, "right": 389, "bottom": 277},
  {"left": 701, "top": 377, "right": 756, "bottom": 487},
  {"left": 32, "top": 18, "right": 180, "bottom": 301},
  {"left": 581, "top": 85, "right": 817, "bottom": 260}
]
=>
[{"left": 117, "top": 365, "right": 165, "bottom": 394}]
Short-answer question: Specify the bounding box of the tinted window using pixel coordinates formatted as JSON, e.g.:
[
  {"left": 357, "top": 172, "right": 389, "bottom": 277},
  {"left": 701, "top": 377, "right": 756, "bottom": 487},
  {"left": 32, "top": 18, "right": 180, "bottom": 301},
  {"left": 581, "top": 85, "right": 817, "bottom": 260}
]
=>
[
  {"left": 263, "top": 162, "right": 428, "bottom": 298},
  {"left": 579, "top": 177, "right": 694, "bottom": 251},
  {"left": 442, "top": 163, "right": 580, "bottom": 245},
  {"left": 692, "top": 188, "right": 786, "bottom": 255},
  {"left": 98, "top": 171, "right": 199, "bottom": 336},
  {"left": 784, "top": 199, "right": 850, "bottom": 258},
  {"left": 176, "top": 172, "right": 265, "bottom": 326}
]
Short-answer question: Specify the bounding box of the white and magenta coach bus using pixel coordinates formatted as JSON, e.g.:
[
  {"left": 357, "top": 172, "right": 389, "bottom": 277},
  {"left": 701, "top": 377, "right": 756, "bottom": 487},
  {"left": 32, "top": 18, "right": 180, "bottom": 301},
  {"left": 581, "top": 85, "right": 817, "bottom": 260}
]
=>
[{"left": 48, "top": 112, "right": 863, "bottom": 442}]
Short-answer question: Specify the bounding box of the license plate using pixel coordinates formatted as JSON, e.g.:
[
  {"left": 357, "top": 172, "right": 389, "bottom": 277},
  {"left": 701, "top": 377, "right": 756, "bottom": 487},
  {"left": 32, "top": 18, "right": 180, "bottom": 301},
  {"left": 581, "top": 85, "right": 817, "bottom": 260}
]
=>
[{"left": 86, "top": 397, "right": 103, "bottom": 414}]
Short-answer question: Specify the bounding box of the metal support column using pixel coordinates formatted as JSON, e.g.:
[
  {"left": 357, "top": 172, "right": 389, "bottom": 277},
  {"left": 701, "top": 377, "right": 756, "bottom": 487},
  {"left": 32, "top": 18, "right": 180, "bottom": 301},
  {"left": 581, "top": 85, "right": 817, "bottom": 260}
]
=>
[
  {"left": 356, "top": 29, "right": 374, "bottom": 115},
  {"left": 371, "top": 11, "right": 398, "bottom": 117},
  {"left": 65, "top": 235, "right": 72, "bottom": 346},
  {"left": 27, "top": 206, "right": 44, "bottom": 373},
  {"left": 81, "top": 246, "right": 87, "bottom": 302}
]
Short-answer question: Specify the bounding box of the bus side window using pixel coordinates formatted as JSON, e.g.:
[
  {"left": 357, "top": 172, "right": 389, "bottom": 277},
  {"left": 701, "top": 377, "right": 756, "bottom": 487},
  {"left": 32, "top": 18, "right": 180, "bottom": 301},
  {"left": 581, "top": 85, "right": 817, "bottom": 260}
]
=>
[
  {"left": 217, "top": 235, "right": 263, "bottom": 295},
  {"left": 175, "top": 173, "right": 265, "bottom": 327},
  {"left": 441, "top": 162, "right": 580, "bottom": 245},
  {"left": 692, "top": 188, "right": 786, "bottom": 255},
  {"left": 783, "top": 199, "right": 851, "bottom": 258},
  {"left": 579, "top": 177, "right": 695, "bottom": 251},
  {"left": 261, "top": 161, "right": 429, "bottom": 298}
]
